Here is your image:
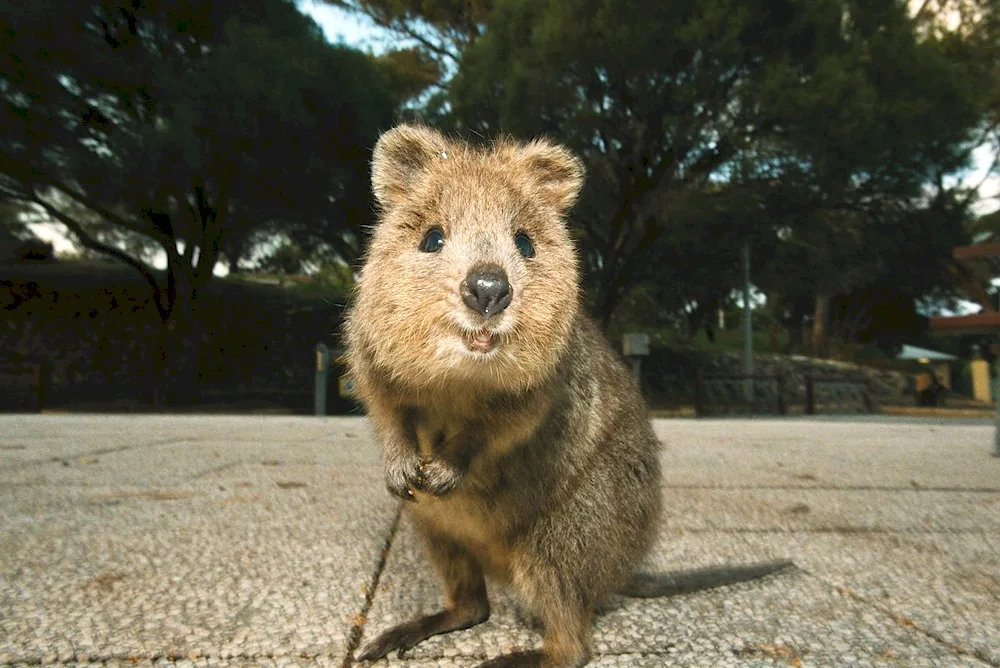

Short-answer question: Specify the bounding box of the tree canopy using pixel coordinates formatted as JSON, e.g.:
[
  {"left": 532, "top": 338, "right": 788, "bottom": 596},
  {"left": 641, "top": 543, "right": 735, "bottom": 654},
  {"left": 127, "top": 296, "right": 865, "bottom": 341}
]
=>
[
  {"left": 444, "top": 0, "right": 980, "bottom": 333},
  {"left": 1, "top": 0, "right": 397, "bottom": 400}
]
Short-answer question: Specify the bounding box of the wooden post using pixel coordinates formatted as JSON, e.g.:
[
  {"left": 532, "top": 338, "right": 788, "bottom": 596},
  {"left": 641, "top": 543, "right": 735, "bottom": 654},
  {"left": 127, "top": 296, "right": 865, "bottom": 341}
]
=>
[
  {"left": 314, "top": 343, "right": 329, "bottom": 417},
  {"left": 994, "top": 356, "right": 1000, "bottom": 457},
  {"left": 35, "top": 362, "right": 47, "bottom": 412}
]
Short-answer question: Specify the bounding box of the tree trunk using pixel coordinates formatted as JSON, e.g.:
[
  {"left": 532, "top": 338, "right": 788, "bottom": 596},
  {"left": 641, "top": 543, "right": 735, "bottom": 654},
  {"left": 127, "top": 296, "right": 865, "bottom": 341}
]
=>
[
  {"left": 158, "top": 184, "right": 225, "bottom": 405},
  {"left": 160, "top": 292, "right": 203, "bottom": 405},
  {"left": 811, "top": 292, "right": 830, "bottom": 355},
  {"left": 594, "top": 268, "right": 619, "bottom": 331},
  {"left": 686, "top": 298, "right": 718, "bottom": 341},
  {"left": 151, "top": 258, "right": 203, "bottom": 406}
]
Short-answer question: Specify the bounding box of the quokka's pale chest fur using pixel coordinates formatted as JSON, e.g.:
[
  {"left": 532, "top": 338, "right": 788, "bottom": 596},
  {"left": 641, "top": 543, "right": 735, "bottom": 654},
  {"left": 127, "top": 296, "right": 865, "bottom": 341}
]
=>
[{"left": 345, "top": 124, "right": 792, "bottom": 668}]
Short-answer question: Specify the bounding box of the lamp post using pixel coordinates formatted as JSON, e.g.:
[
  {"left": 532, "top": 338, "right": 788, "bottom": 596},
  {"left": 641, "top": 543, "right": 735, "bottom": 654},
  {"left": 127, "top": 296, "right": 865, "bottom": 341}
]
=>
[{"left": 742, "top": 242, "right": 754, "bottom": 402}]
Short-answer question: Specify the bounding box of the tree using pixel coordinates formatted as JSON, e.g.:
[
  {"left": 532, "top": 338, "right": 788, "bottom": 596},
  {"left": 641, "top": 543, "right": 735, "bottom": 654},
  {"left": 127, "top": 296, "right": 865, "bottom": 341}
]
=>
[
  {"left": 0, "top": 0, "right": 395, "bottom": 401},
  {"left": 0, "top": 201, "right": 33, "bottom": 248},
  {"left": 760, "top": 189, "right": 972, "bottom": 354},
  {"left": 916, "top": 0, "right": 1000, "bottom": 212},
  {"left": 442, "top": 0, "right": 801, "bottom": 323},
  {"left": 612, "top": 182, "right": 783, "bottom": 338},
  {"left": 373, "top": 47, "right": 446, "bottom": 107},
  {"left": 259, "top": 240, "right": 308, "bottom": 276},
  {"left": 756, "top": 1, "right": 984, "bottom": 351},
  {"left": 443, "top": 0, "right": 977, "bottom": 327},
  {"left": 325, "top": 0, "right": 489, "bottom": 76}
]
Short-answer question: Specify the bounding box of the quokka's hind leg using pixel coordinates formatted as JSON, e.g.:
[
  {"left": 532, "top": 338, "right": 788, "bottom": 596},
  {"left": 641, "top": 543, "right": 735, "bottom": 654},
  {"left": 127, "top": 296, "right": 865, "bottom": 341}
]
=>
[
  {"left": 474, "top": 586, "right": 594, "bottom": 668},
  {"left": 356, "top": 535, "right": 490, "bottom": 662}
]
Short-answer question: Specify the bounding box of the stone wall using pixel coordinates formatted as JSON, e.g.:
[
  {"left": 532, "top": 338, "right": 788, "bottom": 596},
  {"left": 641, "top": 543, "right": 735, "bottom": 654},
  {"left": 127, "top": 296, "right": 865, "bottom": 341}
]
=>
[
  {"left": 700, "top": 351, "right": 917, "bottom": 406},
  {"left": 640, "top": 344, "right": 924, "bottom": 408}
]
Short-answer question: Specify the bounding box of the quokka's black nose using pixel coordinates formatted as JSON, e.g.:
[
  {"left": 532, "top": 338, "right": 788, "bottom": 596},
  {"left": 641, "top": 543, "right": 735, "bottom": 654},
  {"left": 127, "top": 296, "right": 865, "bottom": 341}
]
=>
[{"left": 461, "top": 265, "right": 512, "bottom": 317}]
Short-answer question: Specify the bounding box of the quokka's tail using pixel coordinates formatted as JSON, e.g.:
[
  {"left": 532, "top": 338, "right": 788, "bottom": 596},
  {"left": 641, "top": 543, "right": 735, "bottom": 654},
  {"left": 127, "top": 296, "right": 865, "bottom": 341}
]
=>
[{"left": 620, "top": 560, "right": 796, "bottom": 598}]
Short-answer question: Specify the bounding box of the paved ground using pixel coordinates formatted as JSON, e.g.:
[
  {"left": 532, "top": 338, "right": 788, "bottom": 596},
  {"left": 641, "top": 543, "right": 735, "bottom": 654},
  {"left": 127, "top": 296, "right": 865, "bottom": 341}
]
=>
[{"left": 1, "top": 415, "right": 998, "bottom": 668}]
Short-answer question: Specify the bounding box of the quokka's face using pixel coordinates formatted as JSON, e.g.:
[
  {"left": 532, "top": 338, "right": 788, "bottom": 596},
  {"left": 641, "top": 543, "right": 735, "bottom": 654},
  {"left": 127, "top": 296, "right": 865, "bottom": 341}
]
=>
[{"left": 350, "top": 125, "right": 585, "bottom": 392}]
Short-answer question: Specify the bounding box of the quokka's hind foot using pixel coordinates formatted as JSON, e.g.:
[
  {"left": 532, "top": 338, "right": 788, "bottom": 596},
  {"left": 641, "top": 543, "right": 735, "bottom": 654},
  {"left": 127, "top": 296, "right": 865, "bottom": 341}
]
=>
[
  {"left": 474, "top": 648, "right": 591, "bottom": 667},
  {"left": 356, "top": 602, "right": 490, "bottom": 661},
  {"left": 359, "top": 532, "right": 490, "bottom": 662}
]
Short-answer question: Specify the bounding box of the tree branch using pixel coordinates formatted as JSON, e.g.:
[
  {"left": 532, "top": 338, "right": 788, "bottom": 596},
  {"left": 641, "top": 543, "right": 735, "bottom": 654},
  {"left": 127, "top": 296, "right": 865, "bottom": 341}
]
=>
[
  {"left": 9, "top": 158, "right": 170, "bottom": 245},
  {"left": 335, "top": 3, "right": 462, "bottom": 67},
  {"left": 912, "top": 0, "right": 934, "bottom": 25},
  {"left": 967, "top": 149, "right": 1000, "bottom": 199},
  {"left": 193, "top": 184, "right": 229, "bottom": 289},
  {"left": 388, "top": 20, "right": 461, "bottom": 66},
  {"left": 31, "top": 194, "right": 169, "bottom": 321},
  {"left": 951, "top": 260, "right": 997, "bottom": 312}
]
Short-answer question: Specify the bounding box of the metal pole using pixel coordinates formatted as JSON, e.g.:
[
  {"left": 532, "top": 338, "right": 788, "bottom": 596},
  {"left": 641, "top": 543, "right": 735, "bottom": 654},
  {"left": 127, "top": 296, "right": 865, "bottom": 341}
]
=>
[
  {"left": 742, "top": 242, "right": 754, "bottom": 404},
  {"left": 315, "top": 343, "right": 329, "bottom": 417}
]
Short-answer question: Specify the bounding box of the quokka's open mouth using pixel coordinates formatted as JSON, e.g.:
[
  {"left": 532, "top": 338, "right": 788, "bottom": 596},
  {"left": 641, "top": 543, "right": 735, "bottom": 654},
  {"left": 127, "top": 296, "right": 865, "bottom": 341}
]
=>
[{"left": 465, "top": 330, "right": 497, "bottom": 353}]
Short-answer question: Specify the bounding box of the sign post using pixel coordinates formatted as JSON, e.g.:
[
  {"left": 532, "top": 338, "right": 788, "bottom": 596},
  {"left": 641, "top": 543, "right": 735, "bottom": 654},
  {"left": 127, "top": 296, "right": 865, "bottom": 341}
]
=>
[{"left": 623, "top": 333, "right": 650, "bottom": 387}]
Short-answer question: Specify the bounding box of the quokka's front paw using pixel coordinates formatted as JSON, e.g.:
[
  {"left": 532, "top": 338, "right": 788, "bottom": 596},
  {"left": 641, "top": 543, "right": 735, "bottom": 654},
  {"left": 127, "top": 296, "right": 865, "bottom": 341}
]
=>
[
  {"left": 384, "top": 450, "right": 425, "bottom": 501},
  {"left": 418, "top": 458, "right": 465, "bottom": 496}
]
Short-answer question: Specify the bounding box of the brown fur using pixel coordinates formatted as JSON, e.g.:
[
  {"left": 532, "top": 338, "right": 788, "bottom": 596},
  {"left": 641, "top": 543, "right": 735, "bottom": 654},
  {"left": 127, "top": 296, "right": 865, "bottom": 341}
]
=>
[{"left": 345, "top": 125, "right": 791, "bottom": 668}]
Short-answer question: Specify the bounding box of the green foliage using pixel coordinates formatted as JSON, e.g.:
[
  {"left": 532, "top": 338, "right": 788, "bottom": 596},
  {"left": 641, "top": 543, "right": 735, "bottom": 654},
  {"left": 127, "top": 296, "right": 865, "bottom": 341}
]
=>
[
  {"left": 1, "top": 0, "right": 395, "bottom": 280},
  {"left": 759, "top": 3, "right": 977, "bottom": 187},
  {"left": 374, "top": 48, "right": 446, "bottom": 106},
  {"left": 302, "top": 261, "right": 356, "bottom": 296},
  {"left": 258, "top": 242, "right": 309, "bottom": 276}
]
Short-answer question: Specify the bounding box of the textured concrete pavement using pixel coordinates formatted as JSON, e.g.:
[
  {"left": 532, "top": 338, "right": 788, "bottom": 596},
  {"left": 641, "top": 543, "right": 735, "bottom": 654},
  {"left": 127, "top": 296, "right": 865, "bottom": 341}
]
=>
[{"left": 1, "top": 415, "right": 998, "bottom": 667}]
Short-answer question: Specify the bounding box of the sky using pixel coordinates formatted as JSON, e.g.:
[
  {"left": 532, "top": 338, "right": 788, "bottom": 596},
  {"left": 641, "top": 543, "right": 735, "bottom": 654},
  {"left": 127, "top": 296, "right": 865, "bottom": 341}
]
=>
[{"left": 298, "top": 1, "right": 391, "bottom": 53}]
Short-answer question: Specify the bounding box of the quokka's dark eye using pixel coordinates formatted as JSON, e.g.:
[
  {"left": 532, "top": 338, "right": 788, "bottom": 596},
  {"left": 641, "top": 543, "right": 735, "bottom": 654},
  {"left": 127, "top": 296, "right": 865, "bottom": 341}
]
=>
[
  {"left": 514, "top": 232, "right": 535, "bottom": 258},
  {"left": 420, "top": 227, "right": 445, "bottom": 253}
]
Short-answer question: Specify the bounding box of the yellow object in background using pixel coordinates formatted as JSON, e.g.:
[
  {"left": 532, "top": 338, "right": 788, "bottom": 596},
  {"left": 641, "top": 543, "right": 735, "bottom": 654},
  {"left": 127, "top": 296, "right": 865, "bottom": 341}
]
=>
[{"left": 970, "top": 359, "right": 991, "bottom": 403}]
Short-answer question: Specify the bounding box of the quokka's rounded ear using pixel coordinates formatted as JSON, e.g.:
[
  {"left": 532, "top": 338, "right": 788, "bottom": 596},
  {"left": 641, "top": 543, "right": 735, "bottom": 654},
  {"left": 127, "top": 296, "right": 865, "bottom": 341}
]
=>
[
  {"left": 371, "top": 124, "right": 450, "bottom": 209},
  {"left": 516, "top": 140, "right": 586, "bottom": 213}
]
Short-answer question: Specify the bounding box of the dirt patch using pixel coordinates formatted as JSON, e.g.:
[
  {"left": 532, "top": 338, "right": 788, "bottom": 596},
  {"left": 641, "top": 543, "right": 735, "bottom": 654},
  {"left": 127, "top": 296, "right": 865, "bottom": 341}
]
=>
[
  {"left": 734, "top": 642, "right": 804, "bottom": 666},
  {"left": 85, "top": 571, "right": 126, "bottom": 591}
]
